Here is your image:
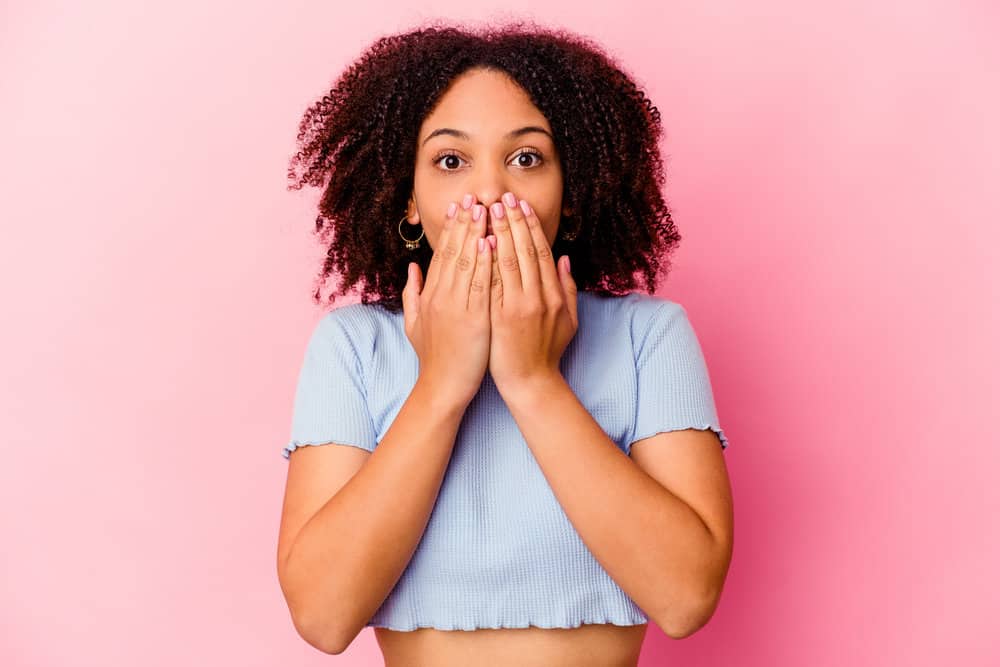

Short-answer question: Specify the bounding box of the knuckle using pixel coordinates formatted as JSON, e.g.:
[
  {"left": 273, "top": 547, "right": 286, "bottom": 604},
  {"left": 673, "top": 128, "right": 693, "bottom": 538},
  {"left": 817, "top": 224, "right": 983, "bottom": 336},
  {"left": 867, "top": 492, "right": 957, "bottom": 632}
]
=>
[
  {"left": 500, "top": 255, "right": 519, "bottom": 271},
  {"left": 442, "top": 243, "right": 459, "bottom": 259},
  {"left": 470, "top": 277, "right": 486, "bottom": 292},
  {"left": 536, "top": 245, "right": 552, "bottom": 261},
  {"left": 456, "top": 254, "right": 473, "bottom": 271}
]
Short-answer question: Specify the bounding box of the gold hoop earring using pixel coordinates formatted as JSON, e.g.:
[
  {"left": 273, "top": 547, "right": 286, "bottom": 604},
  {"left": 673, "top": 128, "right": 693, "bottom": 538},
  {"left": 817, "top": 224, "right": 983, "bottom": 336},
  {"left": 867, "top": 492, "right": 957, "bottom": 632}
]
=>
[{"left": 398, "top": 215, "right": 424, "bottom": 250}]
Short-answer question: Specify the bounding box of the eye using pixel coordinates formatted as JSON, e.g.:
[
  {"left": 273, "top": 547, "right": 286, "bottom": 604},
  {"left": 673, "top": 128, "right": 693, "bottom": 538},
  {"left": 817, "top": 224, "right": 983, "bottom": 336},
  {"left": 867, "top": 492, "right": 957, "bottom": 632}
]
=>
[
  {"left": 433, "top": 151, "right": 466, "bottom": 171},
  {"left": 431, "top": 148, "right": 546, "bottom": 172},
  {"left": 510, "top": 149, "right": 544, "bottom": 168}
]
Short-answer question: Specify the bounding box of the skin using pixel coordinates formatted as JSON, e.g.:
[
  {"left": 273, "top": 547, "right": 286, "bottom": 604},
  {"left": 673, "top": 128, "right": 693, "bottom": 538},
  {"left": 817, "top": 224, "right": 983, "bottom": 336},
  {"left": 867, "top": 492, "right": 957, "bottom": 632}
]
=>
[{"left": 381, "top": 66, "right": 650, "bottom": 666}]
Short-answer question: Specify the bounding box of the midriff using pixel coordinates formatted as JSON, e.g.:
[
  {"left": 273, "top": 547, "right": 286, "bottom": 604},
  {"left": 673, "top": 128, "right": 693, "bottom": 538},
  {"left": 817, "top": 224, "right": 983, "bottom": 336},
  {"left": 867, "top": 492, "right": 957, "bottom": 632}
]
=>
[{"left": 374, "top": 622, "right": 648, "bottom": 667}]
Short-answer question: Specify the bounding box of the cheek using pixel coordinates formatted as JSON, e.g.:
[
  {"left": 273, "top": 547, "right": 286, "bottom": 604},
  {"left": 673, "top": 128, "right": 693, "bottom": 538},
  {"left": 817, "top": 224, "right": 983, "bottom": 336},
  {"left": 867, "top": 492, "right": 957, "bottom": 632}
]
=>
[
  {"left": 546, "top": 223, "right": 560, "bottom": 247},
  {"left": 425, "top": 224, "right": 444, "bottom": 251},
  {"left": 537, "top": 205, "right": 562, "bottom": 245},
  {"left": 505, "top": 196, "right": 549, "bottom": 244}
]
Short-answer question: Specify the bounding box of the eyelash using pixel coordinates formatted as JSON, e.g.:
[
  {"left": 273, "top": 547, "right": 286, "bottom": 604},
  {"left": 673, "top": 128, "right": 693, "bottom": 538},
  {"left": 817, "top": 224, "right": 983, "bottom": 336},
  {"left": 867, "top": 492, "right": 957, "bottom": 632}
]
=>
[{"left": 431, "top": 148, "right": 545, "bottom": 172}]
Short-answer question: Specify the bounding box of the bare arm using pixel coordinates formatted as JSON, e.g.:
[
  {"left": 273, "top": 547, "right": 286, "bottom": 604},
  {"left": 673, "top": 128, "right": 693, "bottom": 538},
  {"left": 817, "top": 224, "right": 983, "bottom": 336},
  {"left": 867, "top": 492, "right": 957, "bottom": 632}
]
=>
[
  {"left": 499, "top": 373, "right": 733, "bottom": 639},
  {"left": 278, "top": 377, "right": 467, "bottom": 654},
  {"left": 278, "top": 196, "right": 494, "bottom": 653}
]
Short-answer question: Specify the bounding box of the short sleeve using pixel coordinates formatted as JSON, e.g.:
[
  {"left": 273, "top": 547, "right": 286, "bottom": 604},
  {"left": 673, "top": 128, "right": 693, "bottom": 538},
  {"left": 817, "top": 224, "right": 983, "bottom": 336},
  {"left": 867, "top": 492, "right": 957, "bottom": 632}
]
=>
[
  {"left": 629, "top": 301, "right": 730, "bottom": 453},
  {"left": 281, "top": 311, "right": 378, "bottom": 459}
]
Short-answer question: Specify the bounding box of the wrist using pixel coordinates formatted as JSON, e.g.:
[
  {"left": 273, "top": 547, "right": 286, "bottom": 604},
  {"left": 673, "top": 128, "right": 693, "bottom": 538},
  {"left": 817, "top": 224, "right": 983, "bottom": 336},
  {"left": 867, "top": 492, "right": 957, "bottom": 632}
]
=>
[
  {"left": 412, "top": 374, "right": 473, "bottom": 419},
  {"left": 496, "top": 371, "right": 568, "bottom": 409}
]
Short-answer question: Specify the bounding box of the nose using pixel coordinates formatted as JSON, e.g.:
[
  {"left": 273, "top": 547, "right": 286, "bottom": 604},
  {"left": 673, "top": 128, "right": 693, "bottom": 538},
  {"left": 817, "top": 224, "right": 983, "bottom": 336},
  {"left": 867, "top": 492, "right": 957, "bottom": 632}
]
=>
[
  {"left": 469, "top": 171, "right": 512, "bottom": 216},
  {"left": 474, "top": 189, "right": 502, "bottom": 213}
]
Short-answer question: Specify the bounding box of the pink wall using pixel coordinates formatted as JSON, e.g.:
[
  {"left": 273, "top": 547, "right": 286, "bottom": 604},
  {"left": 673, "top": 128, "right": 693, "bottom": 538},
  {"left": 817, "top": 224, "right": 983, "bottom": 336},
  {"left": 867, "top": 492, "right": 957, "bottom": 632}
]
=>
[{"left": 2, "top": 1, "right": 997, "bottom": 665}]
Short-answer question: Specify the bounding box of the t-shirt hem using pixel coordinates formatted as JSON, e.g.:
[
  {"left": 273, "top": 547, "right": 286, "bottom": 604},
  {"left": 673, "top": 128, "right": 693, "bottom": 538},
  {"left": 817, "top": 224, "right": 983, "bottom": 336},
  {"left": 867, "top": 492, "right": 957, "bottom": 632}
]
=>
[{"left": 363, "top": 612, "right": 650, "bottom": 632}]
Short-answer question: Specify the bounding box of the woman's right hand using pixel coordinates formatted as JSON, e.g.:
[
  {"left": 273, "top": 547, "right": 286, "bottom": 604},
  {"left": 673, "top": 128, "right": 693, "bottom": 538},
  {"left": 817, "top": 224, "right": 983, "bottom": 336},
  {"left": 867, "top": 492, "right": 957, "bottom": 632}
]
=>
[{"left": 402, "top": 196, "right": 494, "bottom": 410}]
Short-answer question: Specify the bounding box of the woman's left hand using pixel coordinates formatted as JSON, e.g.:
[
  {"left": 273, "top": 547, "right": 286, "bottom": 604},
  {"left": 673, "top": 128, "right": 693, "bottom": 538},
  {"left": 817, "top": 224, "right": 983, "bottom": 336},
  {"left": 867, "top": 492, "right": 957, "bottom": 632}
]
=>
[{"left": 487, "top": 192, "right": 578, "bottom": 394}]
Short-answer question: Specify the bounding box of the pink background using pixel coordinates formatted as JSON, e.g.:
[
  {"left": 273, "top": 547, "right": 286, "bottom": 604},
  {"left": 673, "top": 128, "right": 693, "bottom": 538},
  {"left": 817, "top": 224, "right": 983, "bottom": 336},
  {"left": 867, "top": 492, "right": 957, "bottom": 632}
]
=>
[{"left": 2, "top": 1, "right": 997, "bottom": 665}]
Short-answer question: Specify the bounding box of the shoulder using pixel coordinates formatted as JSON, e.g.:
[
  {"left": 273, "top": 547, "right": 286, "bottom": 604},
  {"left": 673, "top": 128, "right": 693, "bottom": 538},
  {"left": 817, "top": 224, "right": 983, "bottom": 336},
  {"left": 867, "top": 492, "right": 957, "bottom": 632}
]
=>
[
  {"left": 308, "top": 301, "right": 402, "bottom": 362},
  {"left": 571, "top": 292, "right": 695, "bottom": 370},
  {"left": 579, "top": 291, "right": 687, "bottom": 342},
  {"left": 632, "top": 295, "right": 691, "bottom": 347},
  {"left": 603, "top": 294, "right": 701, "bottom": 371},
  {"left": 580, "top": 289, "right": 682, "bottom": 316},
  {"left": 623, "top": 292, "right": 685, "bottom": 325},
  {"left": 316, "top": 300, "right": 400, "bottom": 338}
]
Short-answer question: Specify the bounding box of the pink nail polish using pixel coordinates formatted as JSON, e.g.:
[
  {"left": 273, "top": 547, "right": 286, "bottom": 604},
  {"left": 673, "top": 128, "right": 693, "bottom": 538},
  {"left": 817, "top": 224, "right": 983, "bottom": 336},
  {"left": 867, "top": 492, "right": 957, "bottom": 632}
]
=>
[
  {"left": 519, "top": 199, "right": 531, "bottom": 216},
  {"left": 447, "top": 202, "right": 458, "bottom": 218}
]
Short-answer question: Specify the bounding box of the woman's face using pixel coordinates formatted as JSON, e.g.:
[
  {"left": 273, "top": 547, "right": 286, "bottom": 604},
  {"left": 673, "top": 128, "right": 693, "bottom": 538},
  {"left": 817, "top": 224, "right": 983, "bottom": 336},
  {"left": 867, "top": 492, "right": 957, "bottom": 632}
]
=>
[{"left": 406, "top": 67, "right": 568, "bottom": 251}]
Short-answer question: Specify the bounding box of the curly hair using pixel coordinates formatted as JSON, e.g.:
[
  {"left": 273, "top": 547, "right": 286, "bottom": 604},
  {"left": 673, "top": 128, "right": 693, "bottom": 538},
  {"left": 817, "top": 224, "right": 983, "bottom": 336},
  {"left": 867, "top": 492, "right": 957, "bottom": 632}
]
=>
[{"left": 287, "top": 18, "right": 682, "bottom": 313}]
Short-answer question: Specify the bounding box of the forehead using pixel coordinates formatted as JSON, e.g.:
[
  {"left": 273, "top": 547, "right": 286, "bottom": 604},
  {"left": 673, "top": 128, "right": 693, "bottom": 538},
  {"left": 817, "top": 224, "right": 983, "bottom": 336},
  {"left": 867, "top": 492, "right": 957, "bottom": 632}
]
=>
[{"left": 418, "top": 68, "right": 552, "bottom": 141}]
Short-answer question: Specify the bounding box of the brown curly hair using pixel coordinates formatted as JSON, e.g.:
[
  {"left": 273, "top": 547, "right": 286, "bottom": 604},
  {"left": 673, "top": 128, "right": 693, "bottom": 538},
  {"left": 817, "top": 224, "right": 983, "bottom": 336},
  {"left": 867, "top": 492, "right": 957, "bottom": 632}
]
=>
[{"left": 287, "top": 18, "right": 682, "bottom": 313}]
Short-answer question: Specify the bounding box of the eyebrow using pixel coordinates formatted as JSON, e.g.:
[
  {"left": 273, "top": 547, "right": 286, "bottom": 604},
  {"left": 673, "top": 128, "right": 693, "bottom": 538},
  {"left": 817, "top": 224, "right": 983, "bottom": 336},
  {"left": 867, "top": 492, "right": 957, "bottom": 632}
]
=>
[{"left": 421, "top": 125, "right": 554, "bottom": 147}]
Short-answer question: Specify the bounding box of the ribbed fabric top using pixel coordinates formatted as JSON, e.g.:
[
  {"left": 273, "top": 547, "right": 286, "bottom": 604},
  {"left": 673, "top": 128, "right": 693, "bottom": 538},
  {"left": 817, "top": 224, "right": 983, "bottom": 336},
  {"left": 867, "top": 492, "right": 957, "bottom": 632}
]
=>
[{"left": 282, "top": 290, "right": 729, "bottom": 631}]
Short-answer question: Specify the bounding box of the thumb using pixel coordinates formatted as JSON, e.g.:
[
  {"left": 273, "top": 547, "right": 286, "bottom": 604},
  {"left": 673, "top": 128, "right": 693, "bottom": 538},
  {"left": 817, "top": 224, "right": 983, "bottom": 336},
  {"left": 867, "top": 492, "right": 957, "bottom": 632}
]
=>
[
  {"left": 402, "top": 262, "right": 422, "bottom": 330},
  {"left": 558, "top": 255, "right": 578, "bottom": 323}
]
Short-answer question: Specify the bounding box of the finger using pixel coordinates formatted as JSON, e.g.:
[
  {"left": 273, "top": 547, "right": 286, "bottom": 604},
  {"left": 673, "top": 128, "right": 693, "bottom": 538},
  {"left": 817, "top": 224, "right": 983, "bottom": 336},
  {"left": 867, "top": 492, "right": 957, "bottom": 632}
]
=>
[
  {"left": 423, "top": 201, "right": 458, "bottom": 296},
  {"left": 402, "top": 261, "right": 422, "bottom": 332},
  {"left": 515, "top": 197, "right": 562, "bottom": 307},
  {"left": 489, "top": 234, "right": 503, "bottom": 309},
  {"left": 502, "top": 192, "right": 545, "bottom": 300},
  {"left": 442, "top": 193, "right": 476, "bottom": 292},
  {"left": 469, "top": 229, "right": 492, "bottom": 312},
  {"left": 558, "top": 255, "right": 579, "bottom": 328},
  {"left": 452, "top": 202, "right": 487, "bottom": 298},
  {"left": 489, "top": 199, "right": 523, "bottom": 297}
]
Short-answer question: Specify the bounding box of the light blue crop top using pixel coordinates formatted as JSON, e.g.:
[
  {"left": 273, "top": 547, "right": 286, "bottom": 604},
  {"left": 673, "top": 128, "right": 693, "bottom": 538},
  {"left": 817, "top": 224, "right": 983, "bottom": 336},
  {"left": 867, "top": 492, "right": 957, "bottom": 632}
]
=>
[{"left": 282, "top": 290, "right": 729, "bottom": 631}]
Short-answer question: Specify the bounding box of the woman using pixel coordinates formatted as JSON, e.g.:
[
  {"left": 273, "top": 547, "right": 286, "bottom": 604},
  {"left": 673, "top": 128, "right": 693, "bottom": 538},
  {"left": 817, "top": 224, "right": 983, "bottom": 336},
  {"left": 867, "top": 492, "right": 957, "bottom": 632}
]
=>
[{"left": 277, "top": 20, "right": 734, "bottom": 666}]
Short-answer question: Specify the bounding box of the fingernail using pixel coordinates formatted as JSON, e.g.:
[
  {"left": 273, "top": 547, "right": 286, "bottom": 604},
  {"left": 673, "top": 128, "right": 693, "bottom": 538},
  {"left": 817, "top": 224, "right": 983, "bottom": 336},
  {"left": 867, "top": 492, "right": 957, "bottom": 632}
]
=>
[
  {"left": 461, "top": 193, "right": 474, "bottom": 209},
  {"left": 478, "top": 237, "right": 485, "bottom": 253},
  {"left": 487, "top": 235, "right": 497, "bottom": 249},
  {"left": 446, "top": 202, "right": 458, "bottom": 218},
  {"left": 502, "top": 192, "right": 517, "bottom": 208},
  {"left": 472, "top": 204, "right": 483, "bottom": 221},
  {"left": 519, "top": 199, "right": 531, "bottom": 216},
  {"left": 491, "top": 202, "right": 505, "bottom": 218}
]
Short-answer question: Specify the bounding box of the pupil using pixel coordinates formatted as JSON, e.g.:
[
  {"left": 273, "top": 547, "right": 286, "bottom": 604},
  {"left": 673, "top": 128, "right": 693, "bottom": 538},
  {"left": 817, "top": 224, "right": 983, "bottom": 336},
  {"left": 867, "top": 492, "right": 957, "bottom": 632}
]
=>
[{"left": 446, "top": 155, "right": 459, "bottom": 169}]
